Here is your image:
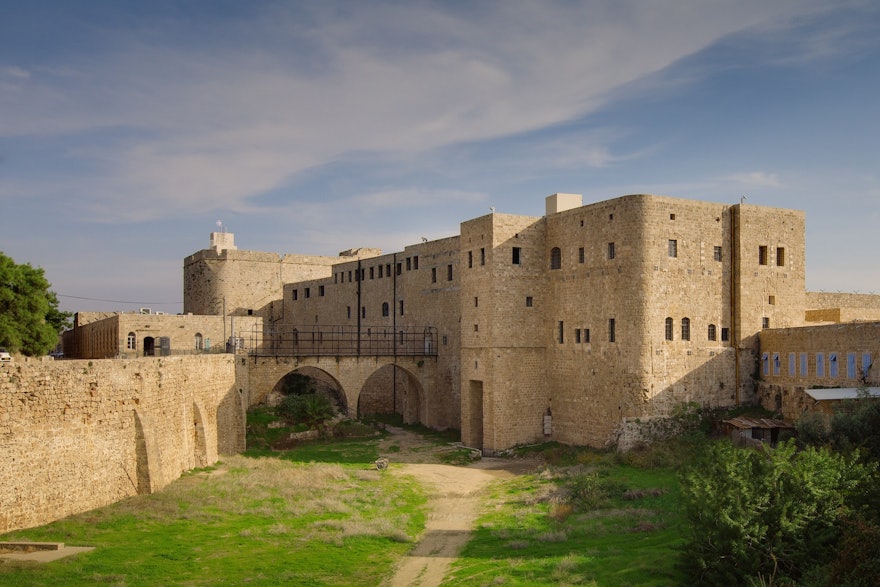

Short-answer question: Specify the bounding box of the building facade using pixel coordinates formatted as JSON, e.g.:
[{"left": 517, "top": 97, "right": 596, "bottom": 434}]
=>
[{"left": 178, "top": 192, "right": 872, "bottom": 452}]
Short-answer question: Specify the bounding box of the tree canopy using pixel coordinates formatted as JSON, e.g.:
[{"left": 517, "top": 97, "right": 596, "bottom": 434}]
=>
[{"left": 0, "top": 251, "right": 72, "bottom": 356}]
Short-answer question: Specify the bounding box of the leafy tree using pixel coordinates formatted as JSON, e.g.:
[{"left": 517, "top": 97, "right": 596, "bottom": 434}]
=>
[
  {"left": 679, "top": 440, "right": 876, "bottom": 585},
  {"left": 0, "top": 252, "right": 71, "bottom": 356}
]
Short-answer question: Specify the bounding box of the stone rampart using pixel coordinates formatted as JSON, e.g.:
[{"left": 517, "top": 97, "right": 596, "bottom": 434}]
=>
[{"left": 0, "top": 355, "right": 243, "bottom": 534}]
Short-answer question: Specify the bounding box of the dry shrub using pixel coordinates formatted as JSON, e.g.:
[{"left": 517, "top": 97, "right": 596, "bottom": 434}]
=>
[
  {"left": 548, "top": 502, "right": 574, "bottom": 522},
  {"left": 537, "top": 529, "right": 569, "bottom": 543},
  {"left": 621, "top": 488, "right": 667, "bottom": 500}
]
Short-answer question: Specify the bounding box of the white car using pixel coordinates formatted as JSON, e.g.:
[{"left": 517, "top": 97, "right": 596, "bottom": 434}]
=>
[{"left": 0, "top": 348, "right": 11, "bottom": 362}]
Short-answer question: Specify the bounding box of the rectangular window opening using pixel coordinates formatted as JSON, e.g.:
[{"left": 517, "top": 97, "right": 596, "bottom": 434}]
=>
[
  {"left": 512, "top": 247, "right": 521, "bottom": 265},
  {"left": 759, "top": 245, "right": 768, "bottom": 265},
  {"left": 668, "top": 239, "right": 677, "bottom": 258}
]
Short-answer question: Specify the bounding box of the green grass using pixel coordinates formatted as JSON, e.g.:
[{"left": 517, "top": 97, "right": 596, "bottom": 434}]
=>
[
  {"left": 442, "top": 453, "right": 687, "bottom": 586},
  {"left": 0, "top": 455, "right": 426, "bottom": 586}
]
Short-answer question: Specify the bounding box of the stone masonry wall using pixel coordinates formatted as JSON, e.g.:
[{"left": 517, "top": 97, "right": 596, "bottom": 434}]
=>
[{"left": 0, "top": 355, "right": 242, "bottom": 534}]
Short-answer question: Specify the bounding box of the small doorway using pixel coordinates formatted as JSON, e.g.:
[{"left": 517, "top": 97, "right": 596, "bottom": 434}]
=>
[{"left": 143, "top": 337, "right": 155, "bottom": 357}]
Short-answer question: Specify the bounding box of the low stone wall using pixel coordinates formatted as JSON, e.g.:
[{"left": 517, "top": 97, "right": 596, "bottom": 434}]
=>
[{"left": 0, "top": 355, "right": 243, "bottom": 534}]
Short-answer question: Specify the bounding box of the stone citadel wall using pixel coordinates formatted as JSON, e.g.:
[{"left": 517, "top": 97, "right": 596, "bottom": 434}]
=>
[{"left": 0, "top": 355, "right": 244, "bottom": 533}]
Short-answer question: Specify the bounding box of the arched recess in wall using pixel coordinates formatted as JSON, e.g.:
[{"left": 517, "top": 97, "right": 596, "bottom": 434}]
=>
[
  {"left": 358, "top": 364, "right": 423, "bottom": 425},
  {"left": 268, "top": 367, "right": 348, "bottom": 416},
  {"left": 133, "top": 409, "right": 162, "bottom": 494},
  {"left": 192, "top": 402, "right": 208, "bottom": 468}
]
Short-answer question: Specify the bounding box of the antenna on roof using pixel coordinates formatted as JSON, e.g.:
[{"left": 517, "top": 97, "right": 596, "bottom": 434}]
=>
[
  {"left": 216, "top": 220, "right": 224, "bottom": 233},
  {"left": 740, "top": 196, "right": 747, "bottom": 205}
]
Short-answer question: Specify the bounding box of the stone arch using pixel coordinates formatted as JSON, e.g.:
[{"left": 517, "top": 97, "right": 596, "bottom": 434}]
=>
[
  {"left": 358, "top": 364, "right": 424, "bottom": 425},
  {"left": 133, "top": 409, "right": 161, "bottom": 494},
  {"left": 192, "top": 402, "right": 208, "bottom": 468},
  {"left": 269, "top": 366, "right": 348, "bottom": 416}
]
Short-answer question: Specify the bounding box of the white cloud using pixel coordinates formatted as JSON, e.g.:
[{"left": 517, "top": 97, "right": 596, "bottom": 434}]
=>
[
  {"left": 1, "top": 0, "right": 831, "bottom": 220},
  {"left": 724, "top": 171, "right": 783, "bottom": 188}
]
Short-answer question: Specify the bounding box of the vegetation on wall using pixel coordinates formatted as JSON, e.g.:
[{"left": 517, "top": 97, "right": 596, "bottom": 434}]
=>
[{"left": 0, "top": 251, "right": 71, "bottom": 356}]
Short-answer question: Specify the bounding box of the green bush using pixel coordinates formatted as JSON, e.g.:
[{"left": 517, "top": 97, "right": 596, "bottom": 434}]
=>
[
  {"left": 679, "top": 440, "right": 876, "bottom": 584},
  {"left": 277, "top": 392, "right": 336, "bottom": 429}
]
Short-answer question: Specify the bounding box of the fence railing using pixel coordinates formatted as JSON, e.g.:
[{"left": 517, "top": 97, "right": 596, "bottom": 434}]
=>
[{"left": 246, "top": 325, "right": 438, "bottom": 358}]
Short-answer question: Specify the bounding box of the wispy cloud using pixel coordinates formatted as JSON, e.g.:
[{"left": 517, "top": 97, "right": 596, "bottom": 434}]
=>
[
  {"left": 0, "top": 1, "right": 835, "bottom": 222},
  {"left": 724, "top": 171, "right": 783, "bottom": 188}
]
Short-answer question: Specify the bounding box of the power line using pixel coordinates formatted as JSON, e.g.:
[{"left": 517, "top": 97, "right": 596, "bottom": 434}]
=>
[{"left": 58, "top": 294, "right": 181, "bottom": 305}]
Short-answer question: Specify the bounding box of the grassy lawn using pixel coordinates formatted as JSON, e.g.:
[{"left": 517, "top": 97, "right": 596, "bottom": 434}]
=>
[
  {"left": 0, "top": 453, "right": 426, "bottom": 586},
  {"left": 0, "top": 416, "right": 691, "bottom": 586},
  {"left": 443, "top": 450, "right": 688, "bottom": 586}
]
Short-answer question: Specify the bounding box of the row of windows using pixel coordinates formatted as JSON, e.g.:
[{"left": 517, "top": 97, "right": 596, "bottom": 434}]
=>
[
  {"left": 763, "top": 351, "right": 872, "bottom": 380},
  {"left": 125, "top": 333, "right": 211, "bottom": 351},
  {"left": 557, "top": 319, "right": 616, "bottom": 343},
  {"left": 550, "top": 241, "right": 723, "bottom": 270},
  {"left": 334, "top": 256, "right": 421, "bottom": 285},
  {"left": 664, "top": 318, "right": 730, "bottom": 342}
]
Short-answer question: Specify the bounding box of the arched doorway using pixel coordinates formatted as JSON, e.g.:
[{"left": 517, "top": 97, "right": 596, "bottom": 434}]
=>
[
  {"left": 358, "top": 364, "right": 423, "bottom": 424},
  {"left": 143, "top": 336, "right": 155, "bottom": 357},
  {"left": 268, "top": 367, "right": 348, "bottom": 415}
]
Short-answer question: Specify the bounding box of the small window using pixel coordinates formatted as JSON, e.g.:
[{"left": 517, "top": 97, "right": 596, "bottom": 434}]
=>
[
  {"left": 447, "top": 264, "right": 453, "bottom": 281},
  {"left": 369, "top": 266, "right": 374, "bottom": 279},
  {"left": 668, "top": 239, "right": 677, "bottom": 258},
  {"left": 526, "top": 296, "right": 533, "bottom": 307},
  {"left": 319, "top": 285, "right": 325, "bottom": 296},
  {"left": 399, "top": 300, "right": 404, "bottom": 315},
  {"left": 670, "top": 213, "right": 676, "bottom": 220},
  {"left": 386, "top": 263, "right": 391, "bottom": 276},
  {"left": 378, "top": 265, "right": 383, "bottom": 278},
  {"left": 558, "top": 321, "right": 564, "bottom": 344},
  {"left": 127, "top": 332, "right": 136, "bottom": 350},
  {"left": 334, "top": 273, "right": 339, "bottom": 284},
  {"left": 665, "top": 317, "right": 673, "bottom": 341},
  {"left": 773, "top": 353, "right": 780, "bottom": 376},
  {"left": 681, "top": 317, "right": 690, "bottom": 341},
  {"left": 789, "top": 352, "right": 796, "bottom": 376},
  {"left": 762, "top": 317, "right": 770, "bottom": 329},
  {"left": 348, "top": 270, "right": 353, "bottom": 282},
  {"left": 468, "top": 251, "right": 473, "bottom": 268},
  {"left": 382, "top": 302, "right": 389, "bottom": 317},
  {"left": 583, "top": 328, "right": 590, "bottom": 343},
  {"left": 776, "top": 247, "right": 785, "bottom": 267},
  {"left": 195, "top": 333, "right": 203, "bottom": 350},
  {"left": 817, "top": 353, "right": 825, "bottom": 377},
  {"left": 550, "top": 247, "right": 562, "bottom": 270},
  {"left": 721, "top": 327, "right": 730, "bottom": 342},
  {"left": 305, "top": 287, "right": 310, "bottom": 298},
  {"left": 578, "top": 247, "right": 585, "bottom": 263},
  {"left": 474, "top": 297, "right": 479, "bottom": 307},
  {"left": 406, "top": 257, "right": 412, "bottom": 271},
  {"left": 347, "top": 306, "right": 351, "bottom": 319},
  {"left": 480, "top": 248, "right": 485, "bottom": 265},
  {"left": 575, "top": 328, "right": 581, "bottom": 343},
  {"left": 513, "top": 247, "right": 522, "bottom": 265},
  {"left": 708, "top": 324, "right": 717, "bottom": 341},
  {"left": 292, "top": 289, "right": 298, "bottom": 301},
  {"left": 762, "top": 353, "right": 770, "bottom": 376},
  {"left": 431, "top": 267, "right": 437, "bottom": 283},
  {"left": 608, "top": 242, "right": 615, "bottom": 260},
  {"left": 759, "top": 246, "right": 768, "bottom": 265},
  {"left": 413, "top": 256, "right": 419, "bottom": 270},
  {"left": 829, "top": 353, "right": 839, "bottom": 378},
  {"left": 396, "top": 263, "right": 402, "bottom": 275},
  {"left": 608, "top": 318, "right": 616, "bottom": 343},
  {"left": 362, "top": 306, "right": 366, "bottom": 319},
  {"left": 801, "top": 353, "right": 808, "bottom": 376},
  {"left": 474, "top": 324, "right": 479, "bottom": 332},
  {"left": 713, "top": 246, "right": 722, "bottom": 262}
]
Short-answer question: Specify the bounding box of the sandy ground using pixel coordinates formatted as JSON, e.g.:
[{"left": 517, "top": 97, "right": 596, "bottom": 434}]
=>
[{"left": 380, "top": 427, "right": 537, "bottom": 587}]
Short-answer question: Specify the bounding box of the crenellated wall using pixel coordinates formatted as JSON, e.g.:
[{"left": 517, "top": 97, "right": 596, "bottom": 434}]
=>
[{"left": 0, "top": 355, "right": 244, "bottom": 534}]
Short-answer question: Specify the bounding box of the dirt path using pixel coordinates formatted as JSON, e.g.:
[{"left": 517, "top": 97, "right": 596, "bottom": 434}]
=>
[{"left": 380, "top": 427, "right": 536, "bottom": 587}]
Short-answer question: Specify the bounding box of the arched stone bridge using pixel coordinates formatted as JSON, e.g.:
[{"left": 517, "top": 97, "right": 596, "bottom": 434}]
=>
[{"left": 245, "top": 354, "right": 441, "bottom": 427}]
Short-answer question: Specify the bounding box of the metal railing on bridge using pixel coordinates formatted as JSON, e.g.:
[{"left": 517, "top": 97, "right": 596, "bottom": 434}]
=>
[{"left": 246, "top": 325, "right": 438, "bottom": 358}]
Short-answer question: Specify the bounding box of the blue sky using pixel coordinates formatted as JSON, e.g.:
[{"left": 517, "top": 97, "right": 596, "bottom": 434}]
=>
[{"left": 2, "top": 1, "right": 879, "bottom": 314}]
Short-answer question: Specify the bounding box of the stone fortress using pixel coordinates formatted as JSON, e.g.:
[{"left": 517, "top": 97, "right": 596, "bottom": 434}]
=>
[
  {"left": 5, "top": 190, "right": 880, "bottom": 535},
  {"left": 181, "top": 192, "right": 880, "bottom": 453}
]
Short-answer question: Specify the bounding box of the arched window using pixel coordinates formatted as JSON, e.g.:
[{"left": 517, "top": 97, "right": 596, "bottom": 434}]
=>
[
  {"left": 550, "top": 247, "right": 562, "bottom": 270},
  {"left": 195, "top": 333, "right": 203, "bottom": 350},
  {"left": 681, "top": 317, "right": 691, "bottom": 341},
  {"left": 665, "top": 318, "right": 673, "bottom": 341},
  {"left": 382, "top": 302, "right": 389, "bottom": 317},
  {"left": 707, "top": 324, "right": 717, "bottom": 341},
  {"left": 126, "top": 332, "right": 136, "bottom": 350}
]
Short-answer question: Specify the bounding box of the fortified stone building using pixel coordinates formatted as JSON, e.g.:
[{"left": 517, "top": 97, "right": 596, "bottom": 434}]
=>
[{"left": 180, "top": 192, "right": 879, "bottom": 453}]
